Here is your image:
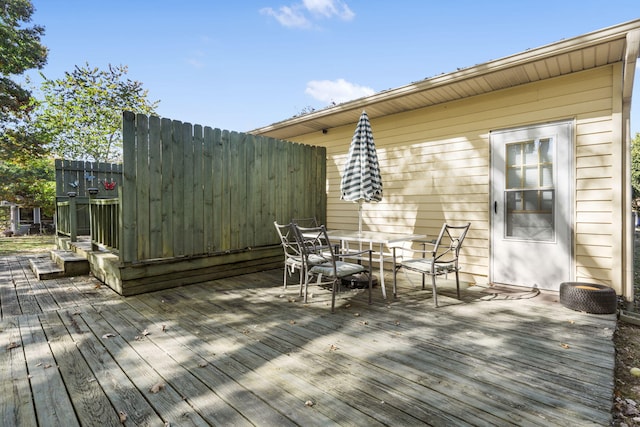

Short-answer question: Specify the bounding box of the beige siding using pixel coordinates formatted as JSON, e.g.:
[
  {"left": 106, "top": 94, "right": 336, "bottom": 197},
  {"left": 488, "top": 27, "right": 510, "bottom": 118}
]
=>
[{"left": 293, "top": 65, "right": 623, "bottom": 291}]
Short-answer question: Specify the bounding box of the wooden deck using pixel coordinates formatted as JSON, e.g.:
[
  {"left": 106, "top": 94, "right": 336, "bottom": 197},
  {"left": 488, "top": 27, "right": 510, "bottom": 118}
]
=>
[{"left": 0, "top": 254, "right": 616, "bottom": 426}]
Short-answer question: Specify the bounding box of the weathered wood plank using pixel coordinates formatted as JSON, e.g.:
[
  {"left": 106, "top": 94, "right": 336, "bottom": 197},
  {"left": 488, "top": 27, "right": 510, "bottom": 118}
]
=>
[
  {"left": 160, "top": 118, "right": 174, "bottom": 258},
  {"left": 148, "top": 115, "right": 163, "bottom": 259},
  {"left": 0, "top": 317, "right": 37, "bottom": 426},
  {"left": 56, "top": 308, "right": 166, "bottom": 426},
  {"left": 172, "top": 119, "right": 185, "bottom": 257},
  {"left": 0, "top": 256, "right": 617, "bottom": 426},
  {"left": 121, "top": 111, "right": 137, "bottom": 263},
  {"left": 202, "top": 126, "right": 214, "bottom": 253},
  {"left": 0, "top": 256, "right": 22, "bottom": 317},
  {"left": 19, "top": 314, "right": 80, "bottom": 427},
  {"left": 146, "top": 283, "right": 491, "bottom": 426},
  {"left": 79, "top": 304, "right": 209, "bottom": 426},
  {"left": 124, "top": 293, "right": 346, "bottom": 426},
  {"left": 135, "top": 114, "right": 151, "bottom": 260},
  {"left": 100, "top": 303, "right": 258, "bottom": 426},
  {"left": 11, "top": 256, "right": 45, "bottom": 315},
  {"left": 39, "top": 311, "right": 121, "bottom": 426},
  {"left": 182, "top": 121, "right": 195, "bottom": 256},
  {"left": 211, "top": 127, "right": 223, "bottom": 253},
  {"left": 192, "top": 124, "right": 204, "bottom": 254}
]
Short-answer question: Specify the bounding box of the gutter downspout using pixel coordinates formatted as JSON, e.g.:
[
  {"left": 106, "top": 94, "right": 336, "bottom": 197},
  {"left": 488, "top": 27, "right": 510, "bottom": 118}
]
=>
[{"left": 623, "top": 29, "right": 640, "bottom": 303}]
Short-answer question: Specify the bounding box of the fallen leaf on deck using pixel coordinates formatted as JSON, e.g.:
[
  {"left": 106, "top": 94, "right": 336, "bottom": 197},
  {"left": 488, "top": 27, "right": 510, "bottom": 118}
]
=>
[
  {"left": 149, "top": 382, "right": 165, "bottom": 393},
  {"left": 161, "top": 324, "right": 167, "bottom": 332},
  {"left": 119, "top": 411, "right": 127, "bottom": 423},
  {"left": 7, "top": 342, "right": 20, "bottom": 350},
  {"left": 289, "top": 320, "right": 296, "bottom": 325},
  {"left": 560, "top": 343, "right": 570, "bottom": 349},
  {"left": 142, "top": 329, "right": 150, "bottom": 336},
  {"left": 329, "top": 344, "right": 339, "bottom": 352},
  {"left": 305, "top": 400, "right": 315, "bottom": 407},
  {"left": 43, "top": 364, "right": 52, "bottom": 369},
  {"left": 198, "top": 361, "right": 208, "bottom": 367},
  {"left": 102, "top": 333, "right": 116, "bottom": 339}
]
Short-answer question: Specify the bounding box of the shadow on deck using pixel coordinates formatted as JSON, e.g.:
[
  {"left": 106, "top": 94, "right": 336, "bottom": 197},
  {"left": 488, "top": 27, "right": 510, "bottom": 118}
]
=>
[{"left": 0, "top": 253, "right": 616, "bottom": 426}]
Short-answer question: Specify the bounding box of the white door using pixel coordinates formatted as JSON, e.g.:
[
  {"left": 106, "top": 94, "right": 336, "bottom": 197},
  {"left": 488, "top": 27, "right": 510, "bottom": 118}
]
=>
[{"left": 490, "top": 121, "right": 573, "bottom": 290}]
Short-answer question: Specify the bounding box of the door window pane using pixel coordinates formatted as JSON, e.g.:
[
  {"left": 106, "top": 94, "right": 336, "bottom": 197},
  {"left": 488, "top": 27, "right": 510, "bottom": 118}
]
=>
[{"left": 504, "top": 138, "right": 555, "bottom": 241}]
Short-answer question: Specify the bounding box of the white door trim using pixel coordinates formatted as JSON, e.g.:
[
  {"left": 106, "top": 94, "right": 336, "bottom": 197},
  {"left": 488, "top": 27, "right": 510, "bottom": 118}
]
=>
[{"left": 489, "top": 120, "right": 575, "bottom": 289}]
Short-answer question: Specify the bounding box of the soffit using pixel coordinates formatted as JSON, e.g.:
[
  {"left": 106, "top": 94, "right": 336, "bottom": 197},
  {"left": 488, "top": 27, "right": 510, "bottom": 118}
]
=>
[{"left": 251, "top": 19, "right": 640, "bottom": 140}]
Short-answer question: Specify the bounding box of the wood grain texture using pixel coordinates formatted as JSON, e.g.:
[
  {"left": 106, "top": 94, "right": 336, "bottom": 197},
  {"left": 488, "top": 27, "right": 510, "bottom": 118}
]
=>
[{"left": 0, "top": 254, "right": 617, "bottom": 425}]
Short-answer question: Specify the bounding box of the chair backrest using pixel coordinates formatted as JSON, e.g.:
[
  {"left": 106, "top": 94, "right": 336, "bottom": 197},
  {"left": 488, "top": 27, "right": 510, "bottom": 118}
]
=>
[
  {"left": 273, "top": 221, "right": 302, "bottom": 258},
  {"left": 291, "top": 224, "right": 336, "bottom": 268},
  {"left": 291, "top": 217, "right": 319, "bottom": 228},
  {"left": 432, "top": 222, "right": 471, "bottom": 265}
]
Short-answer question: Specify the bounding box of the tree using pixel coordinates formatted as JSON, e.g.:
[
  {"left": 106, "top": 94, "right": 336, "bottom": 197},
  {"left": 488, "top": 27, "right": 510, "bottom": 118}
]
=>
[
  {"left": 0, "top": 157, "right": 55, "bottom": 216},
  {"left": 0, "top": 0, "right": 47, "bottom": 126},
  {"left": 35, "top": 63, "right": 159, "bottom": 162}
]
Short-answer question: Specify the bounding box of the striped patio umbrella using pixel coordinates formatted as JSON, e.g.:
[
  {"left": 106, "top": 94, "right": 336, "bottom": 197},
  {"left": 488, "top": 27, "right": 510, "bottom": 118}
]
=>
[{"left": 340, "top": 110, "right": 383, "bottom": 234}]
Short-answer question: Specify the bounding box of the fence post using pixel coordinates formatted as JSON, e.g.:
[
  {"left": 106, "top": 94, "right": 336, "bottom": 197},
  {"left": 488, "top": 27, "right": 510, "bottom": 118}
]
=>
[
  {"left": 67, "top": 192, "right": 77, "bottom": 242},
  {"left": 88, "top": 187, "right": 99, "bottom": 251}
]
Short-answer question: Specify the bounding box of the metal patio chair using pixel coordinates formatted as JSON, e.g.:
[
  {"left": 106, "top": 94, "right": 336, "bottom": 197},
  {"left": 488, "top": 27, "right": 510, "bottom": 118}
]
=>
[
  {"left": 293, "top": 224, "right": 373, "bottom": 312},
  {"left": 274, "top": 221, "right": 330, "bottom": 295},
  {"left": 274, "top": 221, "right": 306, "bottom": 292},
  {"left": 392, "top": 222, "right": 470, "bottom": 307}
]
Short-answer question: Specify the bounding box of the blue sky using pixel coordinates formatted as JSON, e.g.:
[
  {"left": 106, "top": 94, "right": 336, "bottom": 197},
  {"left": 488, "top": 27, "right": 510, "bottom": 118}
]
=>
[{"left": 27, "top": 1, "right": 640, "bottom": 135}]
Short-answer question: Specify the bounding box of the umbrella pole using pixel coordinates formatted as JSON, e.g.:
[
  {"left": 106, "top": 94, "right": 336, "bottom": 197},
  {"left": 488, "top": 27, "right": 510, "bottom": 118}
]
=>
[{"left": 358, "top": 200, "right": 363, "bottom": 236}]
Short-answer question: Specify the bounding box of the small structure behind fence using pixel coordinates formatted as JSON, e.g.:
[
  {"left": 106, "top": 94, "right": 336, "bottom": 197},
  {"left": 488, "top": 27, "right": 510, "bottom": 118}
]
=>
[{"left": 55, "top": 159, "right": 123, "bottom": 238}]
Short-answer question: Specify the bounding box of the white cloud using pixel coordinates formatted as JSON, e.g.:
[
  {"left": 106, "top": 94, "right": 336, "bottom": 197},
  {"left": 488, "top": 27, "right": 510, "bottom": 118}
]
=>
[
  {"left": 260, "top": 6, "right": 311, "bottom": 29},
  {"left": 305, "top": 78, "right": 374, "bottom": 104},
  {"left": 262, "top": 0, "right": 354, "bottom": 28},
  {"left": 303, "top": 0, "right": 354, "bottom": 20}
]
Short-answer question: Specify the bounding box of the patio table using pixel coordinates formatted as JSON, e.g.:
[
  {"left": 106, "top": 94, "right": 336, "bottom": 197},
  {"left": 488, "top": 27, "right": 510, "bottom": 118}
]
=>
[{"left": 323, "top": 229, "right": 426, "bottom": 299}]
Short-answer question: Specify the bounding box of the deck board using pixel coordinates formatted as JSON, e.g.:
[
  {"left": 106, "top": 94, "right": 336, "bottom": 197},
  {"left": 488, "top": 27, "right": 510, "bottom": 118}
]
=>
[{"left": 0, "top": 254, "right": 616, "bottom": 426}]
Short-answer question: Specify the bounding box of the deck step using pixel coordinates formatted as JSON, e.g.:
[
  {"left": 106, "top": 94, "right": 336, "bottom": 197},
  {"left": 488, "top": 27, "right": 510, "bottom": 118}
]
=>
[
  {"left": 29, "top": 255, "right": 65, "bottom": 280},
  {"left": 51, "top": 250, "right": 90, "bottom": 276},
  {"left": 29, "top": 250, "right": 90, "bottom": 280}
]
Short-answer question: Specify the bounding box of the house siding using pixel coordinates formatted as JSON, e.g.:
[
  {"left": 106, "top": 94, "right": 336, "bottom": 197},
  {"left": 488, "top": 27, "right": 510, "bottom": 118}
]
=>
[{"left": 291, "top": 64, "right": 623, "bottom": 292}]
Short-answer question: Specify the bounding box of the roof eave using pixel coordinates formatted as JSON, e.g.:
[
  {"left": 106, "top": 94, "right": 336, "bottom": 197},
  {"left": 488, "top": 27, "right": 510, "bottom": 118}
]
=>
[{"left": 251, "top": 18, "right": 640, "bottom": 139}]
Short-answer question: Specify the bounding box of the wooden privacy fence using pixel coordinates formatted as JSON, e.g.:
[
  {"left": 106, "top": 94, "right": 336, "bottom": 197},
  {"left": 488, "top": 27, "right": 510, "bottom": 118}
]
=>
[{"left": 121, "top": 112, "right": 326, "bottom": 264}]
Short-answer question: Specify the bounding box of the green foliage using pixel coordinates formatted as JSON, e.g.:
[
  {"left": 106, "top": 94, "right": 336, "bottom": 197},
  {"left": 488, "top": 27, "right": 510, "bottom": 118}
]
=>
[
  {"left": 0, "top": 0, "right": 47, "bottom": 125},
  {"left": 0, "top": 123, "right": 49, "bottom": 162},
  {"left": 0, "top": 157, "right": 55, "bottom": 216},
  {"left": 632, "top": 132, "right": 640, "bottom": 204},
  {"left": 35, "top": 63, "right": 159, "bottom": 162}
]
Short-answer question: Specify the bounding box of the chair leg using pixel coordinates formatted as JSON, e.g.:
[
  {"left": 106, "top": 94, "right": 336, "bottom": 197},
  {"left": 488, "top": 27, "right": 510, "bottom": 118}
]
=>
[
  {"left": 283, "top": 266, "right": 288, "bottom": 290},
  {"left": 392, "top": 265, "right": 398, "bottom": 297},
  {"left": 432, "top": 274, "right": 438, "bottom": 307},
  {"left": 299, "top": 267, "right": 304, "bottom": 297},
  {"left": 455, "top": 269, "right": 461, "bottom": 300},
  {"left": 303, "top": 272, "right": 310, "bottom": 302},
  {"left": 331, "top": 279, "right": 337, "bottom": 313}
]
